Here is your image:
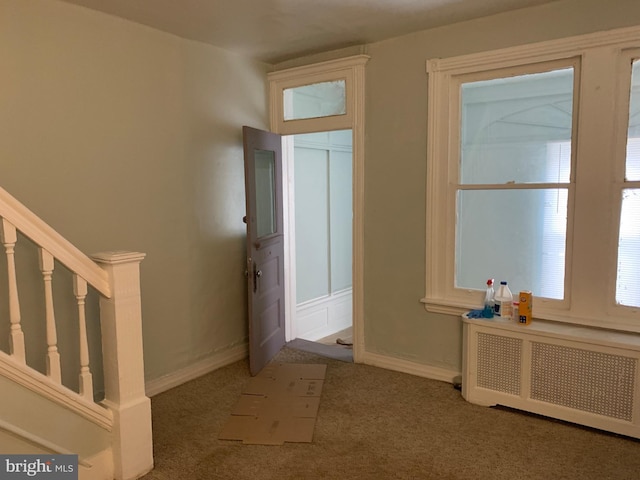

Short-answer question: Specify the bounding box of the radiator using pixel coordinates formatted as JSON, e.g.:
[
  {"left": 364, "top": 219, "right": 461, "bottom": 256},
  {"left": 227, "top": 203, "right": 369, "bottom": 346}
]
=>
[{"left": 462, "top": 315, "right": 640, "bottom": 439}]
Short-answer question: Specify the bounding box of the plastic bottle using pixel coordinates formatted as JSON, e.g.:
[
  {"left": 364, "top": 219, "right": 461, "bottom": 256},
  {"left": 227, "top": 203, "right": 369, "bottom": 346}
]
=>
[
  {"left": 482, "top": 279, "right": 495, "bottom": 318},
  {"left": 494, "top": 281, "right": 513, "bottom": 319}
]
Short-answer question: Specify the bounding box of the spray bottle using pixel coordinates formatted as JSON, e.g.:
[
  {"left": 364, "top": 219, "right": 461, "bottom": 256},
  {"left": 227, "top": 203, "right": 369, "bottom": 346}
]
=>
[{"left": 483, "top": 279, "right": 495, "bottom": 318}]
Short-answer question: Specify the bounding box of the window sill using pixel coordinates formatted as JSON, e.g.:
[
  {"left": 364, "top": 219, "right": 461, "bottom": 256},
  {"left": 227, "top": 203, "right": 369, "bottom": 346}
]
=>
[
  {"left": 420, "top": 297, "right": 476, "bottom": 316},
  {"left": 421, "top": 297, "right": 640, "bottom": 334}
]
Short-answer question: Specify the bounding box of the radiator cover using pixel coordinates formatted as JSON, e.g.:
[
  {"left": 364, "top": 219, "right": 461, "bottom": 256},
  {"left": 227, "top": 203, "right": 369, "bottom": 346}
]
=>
[{"left": 462, "top": 316, "right": 640, "bottom": 439}]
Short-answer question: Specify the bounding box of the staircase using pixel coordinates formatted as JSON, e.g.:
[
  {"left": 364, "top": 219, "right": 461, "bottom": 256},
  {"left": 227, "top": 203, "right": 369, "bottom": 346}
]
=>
[{"left": 0, "top": 186, "right": 153, "bottom": 479}]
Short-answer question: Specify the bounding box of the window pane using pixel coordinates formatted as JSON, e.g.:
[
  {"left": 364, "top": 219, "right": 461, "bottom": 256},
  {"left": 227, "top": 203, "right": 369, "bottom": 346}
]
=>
[
  {"left": 616, "top": 189, "right": 640, "bottom": 307},
  {"left": 456, "top": 189, "right": 567, "bottom": 299},
  {"left": 626, "top": 60, "right": 640, "bottom": 181},
  {"left": 617, "top": 60, "right": 640, "bottom": 308},
  {"left": 284, "top": 80, "right": 346, "bottom": 121},
  {"left": 460, "top": 68, "right": 573, "bottom": 185}
]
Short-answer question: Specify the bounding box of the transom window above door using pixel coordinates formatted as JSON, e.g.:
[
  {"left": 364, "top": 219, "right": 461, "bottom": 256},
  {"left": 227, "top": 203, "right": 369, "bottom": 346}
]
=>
[
  {"left": 268, "top": 56, "right": 368, "bottom": 135},
  {"left": 283, "top": 80, "right": 346, "bottom": 121}
]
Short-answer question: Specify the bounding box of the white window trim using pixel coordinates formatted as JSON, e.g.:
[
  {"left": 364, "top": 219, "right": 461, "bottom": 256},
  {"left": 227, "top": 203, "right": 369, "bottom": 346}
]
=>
[{"left": 422, "top": 25, "right": 640, "bottom": 333}]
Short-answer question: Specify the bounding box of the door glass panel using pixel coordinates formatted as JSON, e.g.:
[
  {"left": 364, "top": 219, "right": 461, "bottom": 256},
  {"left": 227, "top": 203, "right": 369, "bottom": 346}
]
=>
[
  {"left": 254, "top": 149, "right": 277, "bottom": 238},
  {"left": 284, "top": 80, "right": 346, "bottom": 121}
]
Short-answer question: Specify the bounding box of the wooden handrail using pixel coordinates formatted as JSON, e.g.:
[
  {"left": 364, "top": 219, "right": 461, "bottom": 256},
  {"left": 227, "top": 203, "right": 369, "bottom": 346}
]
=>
[{"left": 0, "top": 186, "right": 110, "bottom": 298}]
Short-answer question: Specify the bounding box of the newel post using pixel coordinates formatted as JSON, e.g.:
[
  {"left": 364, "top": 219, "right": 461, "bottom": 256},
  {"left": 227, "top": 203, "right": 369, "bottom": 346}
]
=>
[{"left": 91, "top": 251, "right": 153, "bottom": 480}]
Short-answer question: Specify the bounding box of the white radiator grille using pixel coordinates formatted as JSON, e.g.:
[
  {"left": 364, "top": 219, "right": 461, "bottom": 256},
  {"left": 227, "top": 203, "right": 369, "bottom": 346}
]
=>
[
  {"left": 477, "top": 333, "right": 522, "bottom": 396},
  {"left": 531, "top": 342, "right": 637, "bottom": 421},
  {"left": 464, "top": 318, "right": 640, "bottom": 439}
]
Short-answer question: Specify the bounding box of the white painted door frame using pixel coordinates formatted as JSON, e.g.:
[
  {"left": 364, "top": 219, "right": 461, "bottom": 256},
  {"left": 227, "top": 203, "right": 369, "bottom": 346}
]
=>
[{"left": 267, "top": 55, "right": 369, "bottom": 362}]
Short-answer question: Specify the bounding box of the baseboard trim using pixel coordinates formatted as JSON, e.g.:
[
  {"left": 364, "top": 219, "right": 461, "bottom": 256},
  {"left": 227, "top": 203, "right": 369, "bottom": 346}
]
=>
[
  {"left": 145, "top": 343, "right": 248, "bottom": 397},
  {"left": 143, "top": 343, "right": 456, "bottom": 395},
  {"left": 360, "top": 350, "right": 459, "bottom": 384}
]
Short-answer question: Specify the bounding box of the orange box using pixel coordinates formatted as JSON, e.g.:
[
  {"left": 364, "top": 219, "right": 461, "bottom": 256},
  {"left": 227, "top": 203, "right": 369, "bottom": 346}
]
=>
[{"left": 518, "top": 291, "right": 532, "bottom": 325}]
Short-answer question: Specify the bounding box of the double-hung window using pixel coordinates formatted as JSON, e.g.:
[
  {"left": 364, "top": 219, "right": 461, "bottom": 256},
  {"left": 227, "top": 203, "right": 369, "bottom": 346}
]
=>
[{"left": 424, "top": 27, "right": 640, "bottom": 332}]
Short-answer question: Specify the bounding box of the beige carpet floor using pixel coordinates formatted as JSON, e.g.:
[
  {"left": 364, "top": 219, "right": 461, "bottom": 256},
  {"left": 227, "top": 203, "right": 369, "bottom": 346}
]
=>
[{"left": 141, "top": 347, "right": 640, "bottom": 480}]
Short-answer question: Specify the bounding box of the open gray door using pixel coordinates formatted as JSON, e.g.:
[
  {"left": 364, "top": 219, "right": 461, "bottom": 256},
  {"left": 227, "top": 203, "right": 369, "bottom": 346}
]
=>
[{"left": 243, "top": 126, "right": 286, "bottom": 376}]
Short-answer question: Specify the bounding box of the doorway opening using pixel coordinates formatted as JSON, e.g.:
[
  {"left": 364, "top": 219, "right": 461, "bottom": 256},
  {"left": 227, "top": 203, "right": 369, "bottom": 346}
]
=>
[
  {"left": 268, "top": 54, "right": 369, "bottom": 362},
  {"left": 286, "top": 129, "right": 353, "bottom": 360}
]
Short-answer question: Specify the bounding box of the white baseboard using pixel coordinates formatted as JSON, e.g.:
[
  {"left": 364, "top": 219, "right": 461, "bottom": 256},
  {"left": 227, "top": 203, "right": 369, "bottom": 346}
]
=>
[
  {"left": 145, "top": 343, "right": 248, "bottom": 397},
  {"left": 296, "top": 289, "right": 352, "bottom": 341},
  {"left": 360, "top": 350, "right": 460, "bottom": 384},
  {"left": 143, "top": 342, "right": 457, "bottom": 396}
]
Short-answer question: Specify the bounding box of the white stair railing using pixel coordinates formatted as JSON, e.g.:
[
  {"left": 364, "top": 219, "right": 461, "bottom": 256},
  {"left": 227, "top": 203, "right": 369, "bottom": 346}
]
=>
[
  {"left": 39, "top": 248, "right": 62, "bottom": 382},
  {"left": 74, "top": 274, "right": 94, "bottom": 402},
  {"left": 0, "top": 218, "right": 26, "bottom": 363},
  {"left": 0, "top": 186, "right": 153, "bottom": 480}
]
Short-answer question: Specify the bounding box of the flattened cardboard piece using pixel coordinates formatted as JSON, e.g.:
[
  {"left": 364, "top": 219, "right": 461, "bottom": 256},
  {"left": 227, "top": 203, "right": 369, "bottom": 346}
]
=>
[
  {"left": 232, "top": 394, "right": 321, "bottom": 418},
  {"left": 219, "top": 363, "right": 326, "bottom": 445},
  {"left": 218, "top": 415, "right": 258, "bottom": 441},
  {"left": 242, "top": 377, "right": 324, "bottom": 397},
  {"left": 241, "top": 377, "right": 277, "bottom": 395},
  {"left": 231, "top": 394, "right": 264, "bottom": 416},
  {"left": 242, "top": 417, "right": 317, "bottom": 445},
  {"left": 288, "top": 378, "right": 323, "bottom": 397},
  {"left": 258, "top": 363, "right": 327, "bottom": 380}
]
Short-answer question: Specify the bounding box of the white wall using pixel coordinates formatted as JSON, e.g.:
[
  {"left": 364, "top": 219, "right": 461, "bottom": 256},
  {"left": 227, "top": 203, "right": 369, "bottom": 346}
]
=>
[{"left": 0, "top": 0, "right": 269, "bottom": 383}]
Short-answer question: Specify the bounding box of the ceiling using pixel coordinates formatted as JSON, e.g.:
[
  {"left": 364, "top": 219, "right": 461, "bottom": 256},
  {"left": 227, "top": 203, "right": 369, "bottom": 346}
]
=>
[{"left": 59, "top": 0, "right": 562, "bottom": 64}]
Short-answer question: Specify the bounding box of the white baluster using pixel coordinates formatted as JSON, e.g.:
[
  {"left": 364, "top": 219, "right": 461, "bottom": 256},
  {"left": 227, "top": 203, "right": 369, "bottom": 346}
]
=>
[
  {"left": 39, "top": 248, "right": 61, "bottom": 383},
  {"left": 73, "top": 274, "right": 93, "bottom": 401},
  {"left": 0, "top": 218, "right": 25, "bottom": 362}
]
